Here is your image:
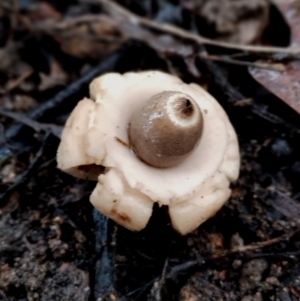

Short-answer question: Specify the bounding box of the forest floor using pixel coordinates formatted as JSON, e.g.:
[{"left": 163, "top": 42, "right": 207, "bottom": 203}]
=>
[{"left": 1, "top": 0, "right": 300, "bottom": 300}]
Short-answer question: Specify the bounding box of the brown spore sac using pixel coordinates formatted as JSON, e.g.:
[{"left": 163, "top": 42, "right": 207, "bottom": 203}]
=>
[{"left": 128, "top": 91, "right": 203, "bottom": 168}]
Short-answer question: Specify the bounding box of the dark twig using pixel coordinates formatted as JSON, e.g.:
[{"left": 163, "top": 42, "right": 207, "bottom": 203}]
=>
[
  {"left": 126, "top": 260, "right": 199, "bottom": 300},
  {"left": 127, "top": 229, "right": 300, "bottom": 301},
  {"left": 166, "top": 259, "right": 200, "bottom": 280},
  {"left": 198, "top": 53, "right": 285, "bottom": 72},
  {"left": 0, "top": 47, "right": 127, "bottom": 155},
  {"left": 249, "top": 250, "right": 300, "bottom": 260},
  {"left": 201, "top": 60, "right": 298, "bottom": 131},
  {"left": 213, "top": 229, "right": 299, "bottom": 258},
  {"left": 250, "top": 104, "right": 296, "bottom": 129},
  {"left": 148, "top": 258, "right": 169, "bottom": 301},
  {"left": 0, "top": 108, "right": 62, "bottom": 138},
  {"left": 0, "top": 132, "right": 51, "bottom": 206},
  {"left": 140, "top": 229, "right": 300, "bottom": 296},
  {"left": 126, "top": 281, "right": 155, "bottom": 299},
  {"left": 93, "top": 210, "right": 123, "bottom": 301},
  {"left": 26, "top": 51, "right": 123, "bottom": 122},
  {"left": 0, "top": 124, "right": 22, "bottom": 152}
]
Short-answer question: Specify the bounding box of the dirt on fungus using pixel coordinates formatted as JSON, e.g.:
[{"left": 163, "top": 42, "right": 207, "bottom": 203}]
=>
[{"left": 1, "top": 1, "right": 300, "bottom": 301}]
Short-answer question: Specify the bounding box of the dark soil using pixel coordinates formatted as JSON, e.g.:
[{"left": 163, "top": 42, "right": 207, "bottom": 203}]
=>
[{"left": 1, "top": 1, "right": 300, "bottom": 301}]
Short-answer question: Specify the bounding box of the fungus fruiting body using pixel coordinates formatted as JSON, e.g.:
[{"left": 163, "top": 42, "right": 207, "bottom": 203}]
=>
[
  {"left": 129, "top": 91, "right": 203, "bottom": 168},
  {"left": 57, "top": 71, "right": 240, "bottom": 235}
]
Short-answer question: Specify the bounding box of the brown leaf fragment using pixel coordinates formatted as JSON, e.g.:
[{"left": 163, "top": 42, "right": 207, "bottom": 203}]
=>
[
  {"left": 28, "top": 2, "right": 61, "bottom": 22},
  {"left": 59, "top": 15, "right": 123, "bottom": 59},
  {"left": 39, "top": 58, "right": 67, "bottom": 91},
  {"left": 250, "top": 0, "right": 300, "bottom": 115},
  {"left": 249, "top": 60, "right": 300, "bottom": 114},
  {"left": 182, "top": 0, "right": 269, "bottom": 44}
]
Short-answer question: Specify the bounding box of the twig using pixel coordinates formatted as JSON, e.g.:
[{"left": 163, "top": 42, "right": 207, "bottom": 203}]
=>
[
  {"left": 249, "top": 250, "right": 300, "bottom": 260},
  {"left": 27, "top": 50, "right": 123, "bottom": 121},
  {"left": 84, "top": 0, "right": 300, "bottom": 56},
  {"left": 148, "top": 258, "right": 169, "bottom": 301},
  {"left": 198, "top": 53, "right": 286, "bottom": 72},
  {"left": 126, "top": 281, "right": 155, "bottom": 300},
  {"left": 127, "top": 229, "right": 299, "bottom": 300},
  {"left": 214, "top": 229, "right": 299, "bottom": 258},
  {"left": 250, "top": 103, "right": 296, "bottom": 129},
  {"left": 0, "top": 124, "right": 23, "bottom": 152},
  {"left": 5, "top": 69, "right": 34, "bottom": 91},
  {"left": 0, "top": 46, "right": 127, "bottom": 155},
  {"left": 164, "top": 229, "right": 299, "bottom": 283},
  {"left": 0, "top": 132, "right": 51, "bottom": 206},
  {"left": 201, "top": 59, "right": 299, "bottom": 131},
  {"left": 93, "top": 210, "right": 123, "bottom": 301},
  {"left": 0, "top": 108, "right": 62, "bottom": 138}
]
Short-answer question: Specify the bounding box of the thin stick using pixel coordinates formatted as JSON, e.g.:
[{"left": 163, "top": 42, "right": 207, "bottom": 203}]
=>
[
  {"left": 0, "top": 47, "right": 125, "bottom": 156},
  {"left": 214, "top": 229, "right": 299, "bottom": 258},
  {"left": 86, "top": 0, "right": 300, "bottom": 55},
  {"left": 128, "top": 229, "right": 299, "bottom": 299},
  {"left": 6, "top": 69, "right": 34, "bottom": 91},
  {"left": 165, "top": 229, "right": 299, "bottom": 280},
  {"left": 93, "top": 210, "right": 121, "bottom": 301},
  {"left": 149, "top": 258, "right": 169, "bottom": 301},
  {"left": 198, "top": 53, "right": 286, "bottom": 71},
  {"left": 0, "top": 108, "right": 62, "bottom": 138}
]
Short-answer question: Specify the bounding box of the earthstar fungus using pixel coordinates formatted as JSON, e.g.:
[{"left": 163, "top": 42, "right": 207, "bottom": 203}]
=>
[{"left": 57, "top": 71, "right": 240, "bottom": 235}]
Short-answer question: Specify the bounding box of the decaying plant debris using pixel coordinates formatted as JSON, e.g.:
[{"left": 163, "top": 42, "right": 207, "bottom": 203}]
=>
[{"left": 1, "top": 1, "right": 300, "bottom": 301}]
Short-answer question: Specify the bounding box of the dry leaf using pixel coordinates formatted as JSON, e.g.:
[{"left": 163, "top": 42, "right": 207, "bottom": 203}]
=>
[
  {"left": 28, "top": 2, "right": 61, "bottom": 22},
  {"left": 60, "top": 15, "right": 122, "bottom": 59},
  {"left": 39, "top": 58, "right": 67, "bottom": 91},
  {"left": 182, "top": 0, "right": 269, "bottom": 44},
  {"left": 250, "top": 60, "right": 300, "bottom": 114},
  {"left": 249, "top": 0, "right": 300, "bottom": 115}
]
